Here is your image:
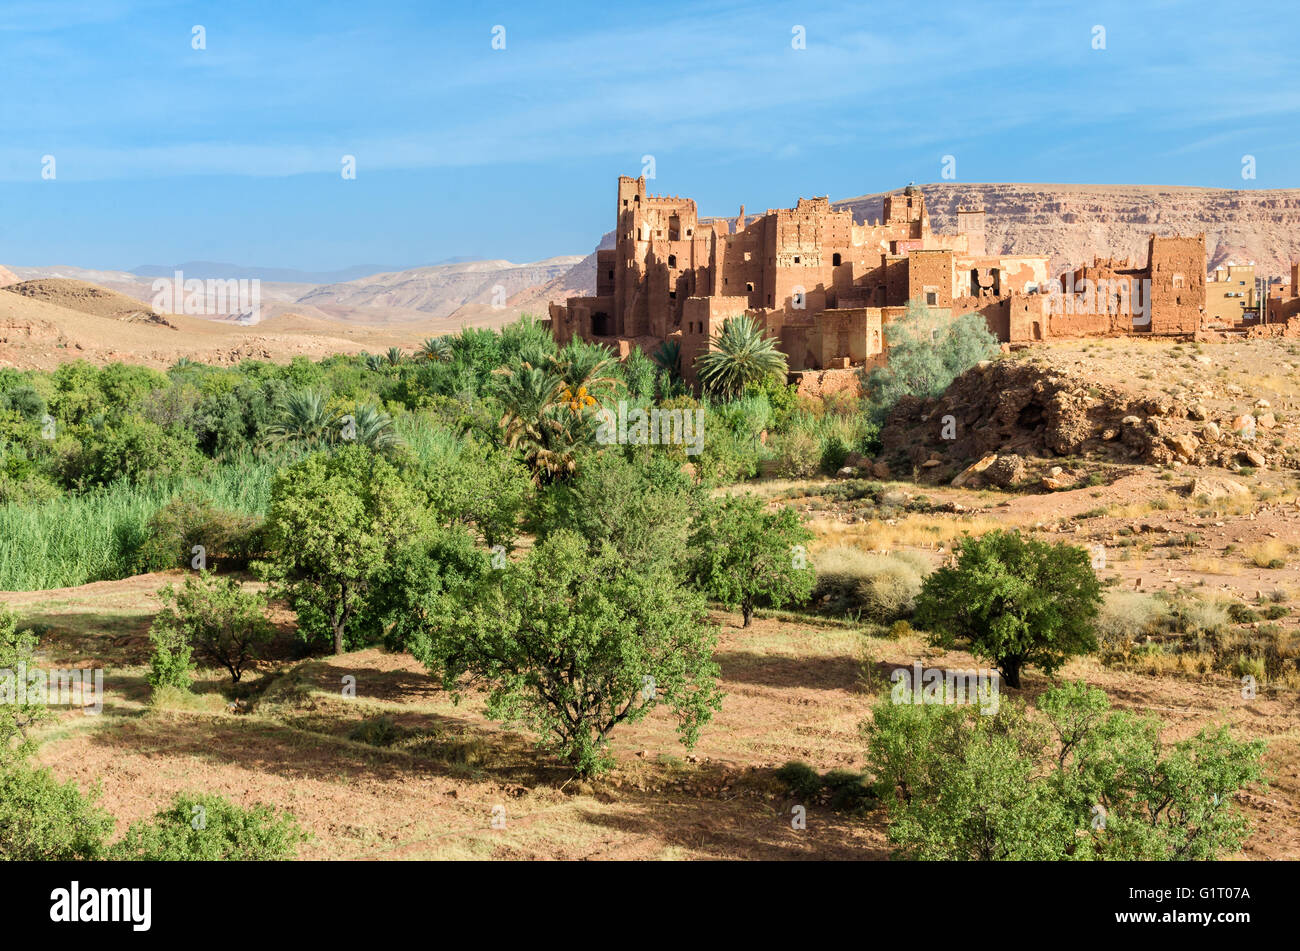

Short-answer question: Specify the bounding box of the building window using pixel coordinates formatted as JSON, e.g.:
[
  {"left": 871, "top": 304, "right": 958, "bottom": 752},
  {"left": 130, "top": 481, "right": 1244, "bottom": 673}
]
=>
[
  {"left": 607, "top": 270, "right": 614, "bottom": 280},
  {"left": 668, "top": 254, "right": 676, "bottom": 268},
  {"left": 832, "top": 253, "right": 842, "bottom": 266},
  {"left": 746, "top": 282, "right": 754, "bottom": 292},
  {"left": 794, "top": 256, "right": 801, "bottom": 264},
  {"left": 926, "top": 292, "right": 937, "bottom": 306},
  {"left": 669, "top": 291, "right": 676, "bottom": 299},
  {"left": 623, "top": 199, "right": 628, "bottom": 207},
  {"left": 744, "top": 251, "right": 751, "bottom": 262},
  {"left": 1173, "top": 273, "right": 1185, "bottom": 288}
]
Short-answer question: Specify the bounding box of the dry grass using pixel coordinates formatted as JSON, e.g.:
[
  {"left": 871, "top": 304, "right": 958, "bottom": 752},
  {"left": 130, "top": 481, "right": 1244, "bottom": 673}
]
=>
[
  {"left": 1246, "top": 539, "right": 1290, "bottom": 569},
  {"left": 812, "top": 514, "right": 1006, "bottom": 552}
]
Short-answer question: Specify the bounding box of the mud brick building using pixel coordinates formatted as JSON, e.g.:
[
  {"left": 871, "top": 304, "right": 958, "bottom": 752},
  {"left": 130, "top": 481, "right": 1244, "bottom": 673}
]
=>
[
  {"left": 547, "top": 176, "right": 1211, "bottom": 386},
  {"left": 1266, "top": 264, "right": 1300, "bottom": 324}
]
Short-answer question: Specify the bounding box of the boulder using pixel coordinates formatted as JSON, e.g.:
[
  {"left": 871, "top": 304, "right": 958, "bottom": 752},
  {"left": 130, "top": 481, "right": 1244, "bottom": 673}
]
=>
[
  {"left": 1188, "top": 476, "right": 1250, "bottom": 501},
  {"left": 1165, "top": 433, "right": 1199, "bottom": 461},
  {"left": 950, "top": 453, "right": 998, "bottom": 488},
  {"left": 985, "top": 453, "right": 1026, "bottom": 488}
]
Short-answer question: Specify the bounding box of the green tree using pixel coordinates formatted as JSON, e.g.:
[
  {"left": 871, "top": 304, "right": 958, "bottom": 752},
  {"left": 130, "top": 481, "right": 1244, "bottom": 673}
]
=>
[
  {"left": 266, "top": 389, "right": 335, "bottom": 451},
  {"left": 402, "top": 530, "right": 722, "bottom": 776},
  {"left": 688, "top": 495, "right": 814, "bottom": 626},
  {"left": 864, "top": 299, "right": 999, "bottom": 417},
  {"left": 534, "top": 450, "right": 701, "bottom": 576},
  {"left": 150, "top": 573, "right": 273, "bottom": 683},
  {"left": 256, "top": 445, "right": 427, "bottom": 654},
  {"left": 696, "top": 314, "right": 788, "bottom": 400},
  {"left": 864, "top": 692, "right": 1074, "bottom": 859},
  {"left": 914, "top": 529, "right": 1101, "bottom": 688}
]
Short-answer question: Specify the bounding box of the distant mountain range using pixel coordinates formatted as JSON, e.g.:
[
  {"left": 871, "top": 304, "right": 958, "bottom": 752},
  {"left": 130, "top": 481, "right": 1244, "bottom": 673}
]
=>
[{"left": 10, "top": 184, "right": 1300, "bottom": 331}]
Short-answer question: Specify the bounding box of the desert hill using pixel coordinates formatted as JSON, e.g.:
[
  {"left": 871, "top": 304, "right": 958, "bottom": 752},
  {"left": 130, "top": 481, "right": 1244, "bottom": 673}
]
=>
[
  {"left": 2, "top": 278, "right": 171, "bottom": 324},
  {"left": 0, "top": 281, "right": 445, "bottom": 371},
  {"left": 297, "top": 256, "right": 584, "bottom": 323}
]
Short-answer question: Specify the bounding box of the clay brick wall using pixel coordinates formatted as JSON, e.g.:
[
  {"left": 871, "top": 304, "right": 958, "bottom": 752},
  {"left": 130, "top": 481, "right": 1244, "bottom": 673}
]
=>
[
  {"left": 1147, "top": 234, "right": 1206, "bottom": 335},
  {"left": 907, "top": 250, "right": 954, "bottom": 308},
  {"left": 680, "top": 295, "right": 751, "bottom": 387}
]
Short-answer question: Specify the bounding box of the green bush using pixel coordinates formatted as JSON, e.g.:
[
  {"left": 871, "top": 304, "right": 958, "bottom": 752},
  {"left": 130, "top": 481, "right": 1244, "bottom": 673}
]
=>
[
  {"left": 137, "top": 492, "right": 266, "bottom": 572},
  {"left": 0, "top": 763, "right": 112, "bottom": 860},
  {"left": 865, "top": 300, "right": 999, "bottom": 418},
  {"left": 147, "top": 620, "right": 196, "bottom": 692},
  {"left": 863, "top": 681, "right": 1265, "bottom": 860},
  {"left": 113, "top": 792, "right": 308, "bottom": 860},
  {"left": 0, "top": 608, "right": 47, "bottom": 762}
]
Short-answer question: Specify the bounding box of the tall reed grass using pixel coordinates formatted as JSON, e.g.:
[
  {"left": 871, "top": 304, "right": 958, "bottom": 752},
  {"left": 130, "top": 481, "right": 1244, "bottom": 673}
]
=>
[{"left": 0, "top": 459, "right": 275, "bottom": 591}]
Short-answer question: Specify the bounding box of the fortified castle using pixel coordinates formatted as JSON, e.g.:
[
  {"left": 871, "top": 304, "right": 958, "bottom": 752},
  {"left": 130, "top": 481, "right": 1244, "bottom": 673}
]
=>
[{"left": 547, "top": 176, "right": 1296, "bottom": 388}]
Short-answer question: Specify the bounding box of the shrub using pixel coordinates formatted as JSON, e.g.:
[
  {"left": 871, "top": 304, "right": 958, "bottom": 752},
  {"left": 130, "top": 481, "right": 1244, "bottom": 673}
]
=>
[
  {"left": 914, "top": 530, "right": 1101, "bottom": 688},
  {"left": 113, "top": 792, "right": 308, "bottom": 860},
  {"left": 776, "top": 760, "right": 824, "bottom": 799},
  {"left": 862, "top": 681, "right": 1266, "bottom": 860},
  {"left": 348, "top": 715, "right": 403, "bottom": 747},
  {"left": 137, "top": 493, "right": 265, "bottom": 572},
  {"left": 775, "top": 761, "right": 876, "bottom": 814},
  {"left": 149, "top": 573, "right": 273, "bottom": 683},
  {"left": 0, "top": 763, "right": 112, "bottom": 860},
  {"left": 768, "top": 430, "right": 821, "bottom": 479},
  {"left": 146, "top": 618, "right": 196, "bottom": 692},
  {"left": 1095, "top": 591, "right": 1167, "bottom": 653},
  {"left": 812, "top": 546, "right": 928, "bottom": 622},
  {"left": 864, "top": 300, "right": 999, "bottom": 418},
  {"left": 1246, "top": 540, "right": 1288, "bottom": 569},
  {"left": 0, "top": 608, "right": 47, "bottom": 762}
]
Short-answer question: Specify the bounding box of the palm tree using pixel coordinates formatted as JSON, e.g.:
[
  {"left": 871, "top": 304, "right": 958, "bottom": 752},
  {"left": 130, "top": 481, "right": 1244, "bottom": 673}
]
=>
[
  {"left": 363, "top": 353, "right": 385, "bottom": 372},
  {"left": 552, "top": 341, "right": 618, "bottom": 413},
  {"left": 494, "top": 362, "right": 569, "bottom": 478},
  {"left": 419, "top": 337, "right": 453, "bottom": 362},
  {"left": 651, "top": 339, "right": 681, "bottom": 377},
  {"left": 385, "top": 347, "right": 405, "bottom": 366},
  {"left": 342, "top": 404, "right": 402, "bottom": 454},
  {"left": 266, "top": 390, "right": 334, "bottom": 450},
  {"left": 696, "top": 314, "right": 787, "bottom": 400}
]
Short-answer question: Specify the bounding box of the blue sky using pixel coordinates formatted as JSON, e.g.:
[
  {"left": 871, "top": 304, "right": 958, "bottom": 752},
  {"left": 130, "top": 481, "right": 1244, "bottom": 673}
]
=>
[{"left": 2, "top": 0, "right": 1298, "bottom": 272}]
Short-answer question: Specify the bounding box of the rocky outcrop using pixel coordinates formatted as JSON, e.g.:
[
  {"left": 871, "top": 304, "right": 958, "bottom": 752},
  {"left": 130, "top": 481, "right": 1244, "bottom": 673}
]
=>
[
  {"left": 836, "top": 183, "right": 1300, "bottom": 278},
  {"left": 877, "top": 360, "right": 1288, "bottom": 484}
]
